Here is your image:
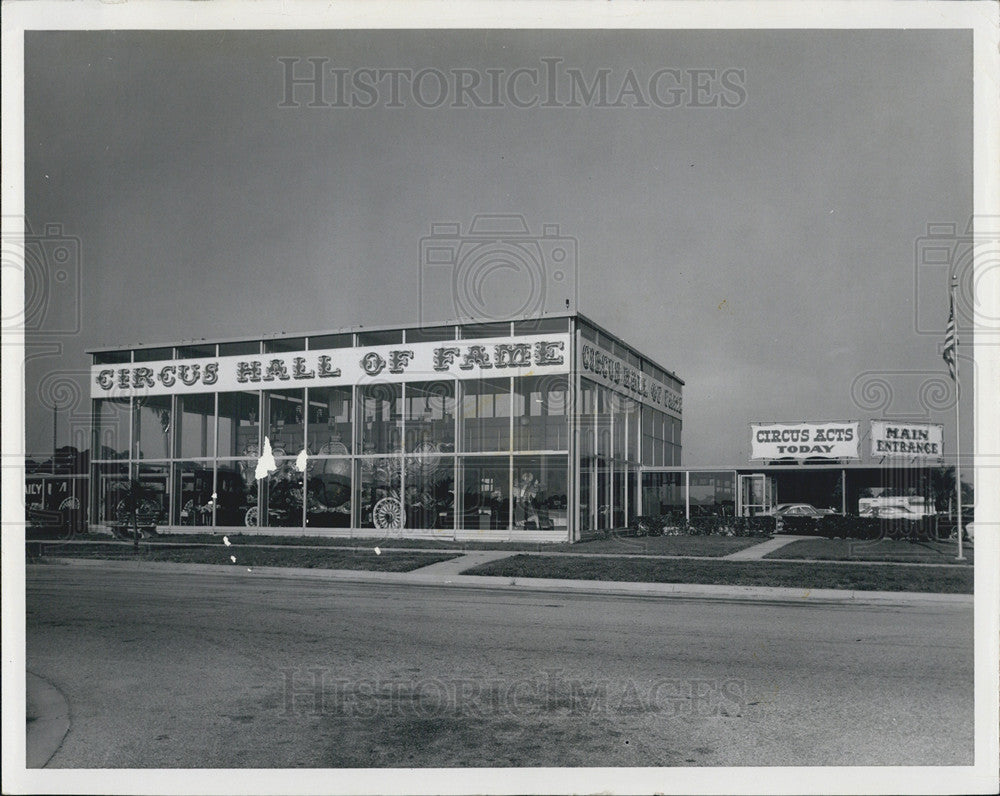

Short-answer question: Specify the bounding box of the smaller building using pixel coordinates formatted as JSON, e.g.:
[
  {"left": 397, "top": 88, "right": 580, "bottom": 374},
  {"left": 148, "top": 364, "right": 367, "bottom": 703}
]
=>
[{"left": 641, "top": 463, "right": 954, "bottom": 519}]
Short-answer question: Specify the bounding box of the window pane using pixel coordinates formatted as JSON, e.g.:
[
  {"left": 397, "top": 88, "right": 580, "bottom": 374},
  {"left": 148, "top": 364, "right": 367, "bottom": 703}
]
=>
[
  {"left": 357, "top": 329, "right": 402, "bottom": 346},
  {"left": 94, "top": 350, "right": 130, "bottom": 365},
  {"left": 578, "top": 454, "right": 593, "bottom": 532},
  {"left": 174, "top": 462, "right": 215, "bottom": 527},
  {"left": 132, "top": 347, "right": 173, "bottom": 362},
  {"left": 459, "top": 322, "right": 510, "bottom": 340},
  {"left": 403, "top": 456, "right": 455, "bottom": 530},
  {"left": 134, "top": 396, "right": 172, "bottom": 460},
  {"left": 404, "top": 380, "right": 456, "bottom": 454},
  {"left": 309, "top": 333, "right": 353, "bottom": 350},
  {"left": 458, "top": 456, "right": 510, "bottom": 531},
  {"left": 358, "top": 383, "right": 402, "bottom": 454},
  {"left": 261, "top": 462, "right": 303, "bottom": 527},
  {"left": 175, "top": 393, "right": 215, "bottom": 458},
  {"left": 219, "top": 340, "right": 261, "bottom": 356},
  {"left": 625, "top": 398, "right": 640, "bottom": 462},
  {"left": 215, "top": 461, "right": 257, "bottom": 527},
  {"left": 265, "top": 389, "right": 305, "bottom": 455},
  {"left": 405, "top": 326, "right": 456, "bottom": 344},
  {"left": 642, "top": 472, "right": 685, "bottom": 518},
  {"left": 217, "top": 391, "right": 261, "bottom": 458},
  {"left": 689, "top": 471, "right": 736, "bottom": 518},
  {"left": 460, "top": 378, "right": 511, "bottom": 452},
  {"left": 578, "top": 380, "right": 597, "bottom": 458},
  {"left": 512, "top": 455, "right": 568, "bottom": 531},
  {"left": 177, "top": 343, "right": 216, "bottom": 359},
  {"left": 95, "top": 462, "right": 129, "bottom": 525},
  {"left": 307, "top": 386, "right": 352, "bottom": 455},
  {"left": 305, "top": 462, "right": 352, "bottom": 528},
  {"left": 263, "top": 337, "right": 305, "bottom": 354},
  {"left": 136, "top": 464, "right": 170, "bottom": 525},
  {"left": 512, "top": 317, "right": 568, "bottom": 335},
  {"left": 93, "top": 398, "right": 130, "bottom": 459},
  {"left": 356, "top": 456, "right": 402, "bottom": 531},
  {"left": 512, "top": 375, "right": 568, "bottom": 451}
]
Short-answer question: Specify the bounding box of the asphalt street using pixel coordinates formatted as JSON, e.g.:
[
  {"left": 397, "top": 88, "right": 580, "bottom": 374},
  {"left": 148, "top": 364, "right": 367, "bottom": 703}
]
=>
[{"left": 26, "top": 563, "right": 973, "bottom": 768}]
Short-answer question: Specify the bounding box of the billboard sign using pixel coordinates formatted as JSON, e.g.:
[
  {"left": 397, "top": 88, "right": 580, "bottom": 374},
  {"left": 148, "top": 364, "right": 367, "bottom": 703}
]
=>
[
  {"left": 750, "top": 421, "right": 860, "bottom": 461},
  {"left": 870, "top": 421, "right": 943, "bottom": 460}
]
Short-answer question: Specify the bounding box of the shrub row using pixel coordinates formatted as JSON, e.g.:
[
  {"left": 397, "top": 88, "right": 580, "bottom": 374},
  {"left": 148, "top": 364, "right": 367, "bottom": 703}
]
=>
[
  {"left": 630, "top": 515, "right": 775, "bottom": 538},
  {"left": 781, "top": 514, "right": 952, "bottom": 541}
]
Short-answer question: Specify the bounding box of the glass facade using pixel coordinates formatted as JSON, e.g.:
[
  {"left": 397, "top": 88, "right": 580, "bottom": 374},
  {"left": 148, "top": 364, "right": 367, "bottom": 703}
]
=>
[{"left": 88, "top": 316, "right": 681, "bottom": 539}]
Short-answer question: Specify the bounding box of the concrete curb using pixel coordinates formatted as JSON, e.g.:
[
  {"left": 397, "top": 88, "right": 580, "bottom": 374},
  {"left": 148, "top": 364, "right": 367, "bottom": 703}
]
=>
[
  {"left": 26, "top": 671, "right": 70, "bottom": 768},
  {"left": 36, "top": 557, "right": 973, "bottom": 607}
]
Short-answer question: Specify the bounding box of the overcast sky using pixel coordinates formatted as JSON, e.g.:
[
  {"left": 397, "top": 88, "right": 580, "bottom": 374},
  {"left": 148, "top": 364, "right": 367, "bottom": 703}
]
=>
[{"left": 23, "top": 27, "right": 973, "bottom": 463}]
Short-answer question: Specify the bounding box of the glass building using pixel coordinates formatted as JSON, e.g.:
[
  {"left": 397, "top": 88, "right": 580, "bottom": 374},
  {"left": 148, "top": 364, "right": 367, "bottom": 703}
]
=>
[{"left": 87, "top": 313, "right": 682, "bottom": 542}]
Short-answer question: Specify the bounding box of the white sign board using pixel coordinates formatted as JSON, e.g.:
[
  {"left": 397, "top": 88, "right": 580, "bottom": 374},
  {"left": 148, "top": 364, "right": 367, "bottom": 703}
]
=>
[
  {"left": 870, "top": 421, "right": 943, "bottom": 460},
  {"left": 750, "top": 421, "right": 860, "bottom": 461},
  {"left": 91, "top": 334, "right": 570, "bottom": 399}
]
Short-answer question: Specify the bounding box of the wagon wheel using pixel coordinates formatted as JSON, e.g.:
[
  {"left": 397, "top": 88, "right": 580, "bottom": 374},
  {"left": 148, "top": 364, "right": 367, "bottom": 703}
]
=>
[
  {"left": 244, "top": 506, "right": 259, "bottom": 527},
  {"left": 372, "top": 497, "right": 403, "bottom": 529},
  {"left": 58, "top": 497, "right": 80, "bottom": 511}
]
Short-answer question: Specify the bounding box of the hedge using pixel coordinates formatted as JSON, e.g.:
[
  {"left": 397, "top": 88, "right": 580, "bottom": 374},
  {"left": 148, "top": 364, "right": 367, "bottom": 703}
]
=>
[{"left": 630, "top": 515, "right": 775, "bottom": 538}]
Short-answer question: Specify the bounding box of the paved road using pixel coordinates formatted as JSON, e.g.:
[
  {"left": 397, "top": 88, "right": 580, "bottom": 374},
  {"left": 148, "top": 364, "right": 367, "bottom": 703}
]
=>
[{"left": 26, "top": 563, "right": 973, "bottom": 767}]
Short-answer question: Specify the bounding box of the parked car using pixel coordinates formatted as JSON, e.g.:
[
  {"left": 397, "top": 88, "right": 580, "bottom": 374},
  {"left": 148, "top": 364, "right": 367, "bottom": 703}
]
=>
[
  {"left": 860, "top": 505, "right": 923, "bottom": 520},
  {"left": 764, "top": 503, "right": 825, "bottom": 518}
]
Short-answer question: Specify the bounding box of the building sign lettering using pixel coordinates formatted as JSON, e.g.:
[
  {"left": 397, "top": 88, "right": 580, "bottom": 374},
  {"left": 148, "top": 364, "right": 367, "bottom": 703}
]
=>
[
  {"left": 577, "top": 339, "right": 682, "bottom": 418},
  {"left": 750, "top": 422, "right": 860, "bottom": 460},
  {"left": 91, "top": 334, "right": 570, "bottom": 399},
  {"left": 870, "top": 421, "right": 943, "bottom": 460}
]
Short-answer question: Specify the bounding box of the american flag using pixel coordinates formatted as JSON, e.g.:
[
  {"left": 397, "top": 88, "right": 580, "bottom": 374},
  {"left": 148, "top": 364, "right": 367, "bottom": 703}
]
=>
[{"left": 942, "top": 289, "right": 958, "bottom": 381}]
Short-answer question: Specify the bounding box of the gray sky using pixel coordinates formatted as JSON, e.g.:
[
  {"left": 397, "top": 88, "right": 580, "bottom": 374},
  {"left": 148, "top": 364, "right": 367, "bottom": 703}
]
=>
[{"left": 23, "top": 28, "right": 973, "bottom": 463}]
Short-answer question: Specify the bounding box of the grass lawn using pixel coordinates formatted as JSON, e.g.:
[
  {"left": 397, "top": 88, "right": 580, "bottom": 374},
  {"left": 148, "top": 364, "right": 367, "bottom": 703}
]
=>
[
  {"left": 546, "top": 534, "right": 765, "bottom": 557},
  {"left": 766, "top": 538, "right": 974, "bottom": 565},
  {"left": 464, "top": 554, "right": 973, "bottom": 594},
  {"left": 32, "top": 543, "right": 458, "bottom": 573},
  {"left": 49, "top": 531, "right": 765, "bottom": 557}
]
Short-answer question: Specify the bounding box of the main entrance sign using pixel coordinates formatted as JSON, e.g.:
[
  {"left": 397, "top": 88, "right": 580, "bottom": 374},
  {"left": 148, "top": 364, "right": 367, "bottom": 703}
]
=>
[
  {"left": 750, "top": 421, "right": 860, "bottom": 460},
  {"left": 91, "top": 334, "right": 570, "bottom": 398},
  {"left": 870, "top": 421, "right": 943, "bottom": 459}
]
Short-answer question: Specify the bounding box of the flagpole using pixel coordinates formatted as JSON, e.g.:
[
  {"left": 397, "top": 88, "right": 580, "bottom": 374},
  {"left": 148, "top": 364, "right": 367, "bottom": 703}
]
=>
[{"left": 952, "top": 276, "right": 965, "bottom": 561}]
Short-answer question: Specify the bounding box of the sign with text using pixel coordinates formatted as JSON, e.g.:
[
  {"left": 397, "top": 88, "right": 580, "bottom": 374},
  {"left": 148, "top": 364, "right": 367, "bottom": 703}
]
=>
[
  {"left": 750, "top": 421, "right": 860, "bottom": 461},
  {"left": 577, "top": 338, "right": 682, "bottom": 418},
  {"left": 91, "top": 334, "right": 570, "bottom": 399},
  {"left": 870, "top": 421, "right": 943, "bottom": 460}
]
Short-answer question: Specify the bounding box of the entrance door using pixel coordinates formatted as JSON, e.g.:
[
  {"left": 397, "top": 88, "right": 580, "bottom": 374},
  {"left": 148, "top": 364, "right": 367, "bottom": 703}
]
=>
[{"left": 739, "top": 474, "right": 774, "bottom": 517}]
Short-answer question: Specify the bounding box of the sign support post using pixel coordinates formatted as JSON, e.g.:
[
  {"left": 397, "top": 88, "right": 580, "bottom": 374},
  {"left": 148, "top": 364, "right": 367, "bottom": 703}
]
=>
[{"left": 952, "top": 277, "right": 965, "bottom": 561}]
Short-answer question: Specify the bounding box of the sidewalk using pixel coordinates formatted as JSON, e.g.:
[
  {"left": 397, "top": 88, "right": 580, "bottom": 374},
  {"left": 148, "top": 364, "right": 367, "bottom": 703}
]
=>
[
  {"left": 35, "top": 556, "right": 973, "bottom": 607},
  {"left": 721, "top": 534, "right": 815, "bottom": 560}
]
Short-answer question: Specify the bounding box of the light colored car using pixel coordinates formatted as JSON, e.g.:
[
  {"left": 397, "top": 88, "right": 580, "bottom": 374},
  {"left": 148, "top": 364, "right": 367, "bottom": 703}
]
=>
[{"left": 861, "top": 505, "right": 924, "bottom": 520}]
